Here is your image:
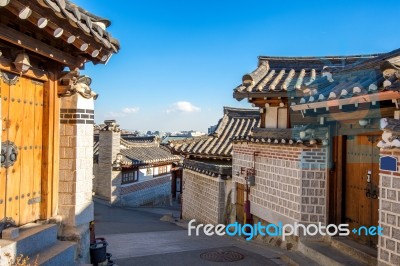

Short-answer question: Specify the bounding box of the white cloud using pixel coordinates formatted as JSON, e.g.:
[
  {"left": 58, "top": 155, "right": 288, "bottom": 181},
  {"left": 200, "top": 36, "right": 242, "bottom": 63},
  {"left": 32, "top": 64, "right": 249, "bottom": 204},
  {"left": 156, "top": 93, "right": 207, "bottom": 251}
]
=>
[
  {"left": 105, "top": 107, "right": 140, "bottom": 118},
  {"left": 122, "top": 107, "right": 140, "bottom": 114},
  {"left": 166, "top": 101, "right": 201, "bottom": 113},
  {"left": 105, "top": 111, "right": 125, "bottom": 118}
]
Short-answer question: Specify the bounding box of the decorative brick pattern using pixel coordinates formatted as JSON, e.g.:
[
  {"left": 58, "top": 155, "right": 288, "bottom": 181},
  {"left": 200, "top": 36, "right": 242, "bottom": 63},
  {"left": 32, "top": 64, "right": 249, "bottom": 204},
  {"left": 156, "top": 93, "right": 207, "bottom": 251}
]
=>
[
  {"left": 60, "top": 108, "right": 94, "bottom": 124},
  {"left": 232, "top": 142, "right": 327, "bottom": 226},
  {"left": 378, "top": 149, "right": 400, "bottom": 266},
  {"left": 183, "top": 169, "right": 226, "bottom": 225}
]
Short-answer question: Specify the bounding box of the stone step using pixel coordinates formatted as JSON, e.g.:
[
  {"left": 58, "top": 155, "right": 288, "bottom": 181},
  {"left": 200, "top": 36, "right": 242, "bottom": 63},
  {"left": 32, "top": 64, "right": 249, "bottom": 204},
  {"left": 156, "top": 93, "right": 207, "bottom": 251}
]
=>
[
  {"left": 280, "top": 251, "right": 320, "bottom": 266},
  {"left": 330, "top": 237, "right": 377, "bottom": 266},
  {"left": 2, "top": 223, "right": 58, "bottom": 257},
  {"left": 36, "top": 240, "right": 77, "bottom": 266},
  {"left": 298, "top": 240, "right": 368, "bottom": 266}
]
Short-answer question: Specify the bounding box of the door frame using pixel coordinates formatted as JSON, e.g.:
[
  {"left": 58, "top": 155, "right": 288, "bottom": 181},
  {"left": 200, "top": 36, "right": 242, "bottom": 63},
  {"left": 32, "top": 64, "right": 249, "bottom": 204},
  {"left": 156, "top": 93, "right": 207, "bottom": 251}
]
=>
[
  {"left": 329, "top": 123, "right": 382, "bottom": 242},
  {"left": 236, "top": 182, "right": 245, "bottom": 224},
  {"left": 0, "top": 61, "right": 59, "bottom": 223}
]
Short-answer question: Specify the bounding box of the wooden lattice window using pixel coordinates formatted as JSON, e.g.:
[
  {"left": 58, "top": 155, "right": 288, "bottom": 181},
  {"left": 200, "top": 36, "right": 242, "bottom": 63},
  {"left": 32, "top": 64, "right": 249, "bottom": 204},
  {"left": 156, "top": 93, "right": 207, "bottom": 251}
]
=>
[{"left": 122, "top": 170, "right": 138, "bottom": 184}]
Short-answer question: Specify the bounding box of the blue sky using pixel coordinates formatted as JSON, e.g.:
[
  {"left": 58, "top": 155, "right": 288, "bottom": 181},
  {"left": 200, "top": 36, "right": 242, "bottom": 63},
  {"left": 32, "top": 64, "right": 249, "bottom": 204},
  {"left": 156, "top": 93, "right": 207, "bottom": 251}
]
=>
[{"left": 74, "top": 0, "right": 400, "bottom": 132}]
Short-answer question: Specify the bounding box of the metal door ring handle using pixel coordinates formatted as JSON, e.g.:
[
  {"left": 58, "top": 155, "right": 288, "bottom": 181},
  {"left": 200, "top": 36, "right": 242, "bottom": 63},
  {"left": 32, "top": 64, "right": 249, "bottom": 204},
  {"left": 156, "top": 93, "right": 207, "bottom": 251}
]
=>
[{"left": 1, "top": 141, "right": 18, "bottom": 168}]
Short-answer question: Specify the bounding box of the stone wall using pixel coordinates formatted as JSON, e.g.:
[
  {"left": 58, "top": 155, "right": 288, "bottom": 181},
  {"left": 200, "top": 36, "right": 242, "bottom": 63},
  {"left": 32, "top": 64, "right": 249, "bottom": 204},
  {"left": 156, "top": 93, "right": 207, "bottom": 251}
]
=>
[
  {"left": 182, "top": 169, "right": 226, "bottom": 225},
  {"left": 119, "top": 175, "right": 171, "bottom": 207},
  {"left": 232, "top": 142, "right": 327, "bottom": 226},
  {"left": 93, "top": 128, "right": 120, "bottom": 202},
  {"left": 58, "top": 94, "right": 95, "bottom": 263},
  {"left": 378, "top": 149, "right": 400, "bottom": 266}
]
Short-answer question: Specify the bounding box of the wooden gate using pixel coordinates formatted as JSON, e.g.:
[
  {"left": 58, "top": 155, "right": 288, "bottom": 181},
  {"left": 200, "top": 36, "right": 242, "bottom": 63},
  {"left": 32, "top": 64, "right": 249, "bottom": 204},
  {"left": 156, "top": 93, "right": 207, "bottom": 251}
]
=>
[
  {"left": 1, "top": 71, "right": 44, "bottom": 226},
  {"left": 345, "top": 135, "right": 380, "bottom": 247},
  {"left": 236, "top": 182, "right": 245, "bottom": 224}
]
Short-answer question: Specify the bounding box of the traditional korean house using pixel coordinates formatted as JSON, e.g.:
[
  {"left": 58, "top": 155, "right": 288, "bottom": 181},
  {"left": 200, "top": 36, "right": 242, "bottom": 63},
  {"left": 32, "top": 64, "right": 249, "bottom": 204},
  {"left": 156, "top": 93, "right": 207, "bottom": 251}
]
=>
[
  {"left": 0, "top": 0, "right": 119, "bottom": 264},
  {"left": 231, "top": 49, "right": 400, "bottom": 265},
  {"left": 93, "top": 120, "right": 181, "bottom": 207},
  {"left": 167, "top": 107, "right": 260, "bottom": 225}
]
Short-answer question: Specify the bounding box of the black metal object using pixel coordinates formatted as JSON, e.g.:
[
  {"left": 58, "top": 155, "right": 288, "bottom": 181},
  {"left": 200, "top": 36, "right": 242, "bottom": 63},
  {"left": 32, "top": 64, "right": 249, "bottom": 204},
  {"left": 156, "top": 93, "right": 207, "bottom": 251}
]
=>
[
  {"left": 200, "top": 250, "right": 244, "bottom": 262},
  {"left": 1, "top": 141, "right": 18, "bottom": 168},
  {"left": 0, "top": 217, "right": 16, "bottom": 236},
  {"left": 90, "top": 237, "right": 108, "bottom": 265},
  {"left": 365, "top": 183, "right": 379, "bottom": 199}
]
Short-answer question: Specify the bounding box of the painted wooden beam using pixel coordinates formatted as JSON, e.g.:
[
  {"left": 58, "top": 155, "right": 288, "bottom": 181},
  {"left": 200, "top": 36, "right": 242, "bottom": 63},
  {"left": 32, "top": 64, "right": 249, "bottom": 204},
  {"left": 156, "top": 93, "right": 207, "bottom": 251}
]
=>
[{"left": 320, "top": 107, "right": 396, "bottom": 122}]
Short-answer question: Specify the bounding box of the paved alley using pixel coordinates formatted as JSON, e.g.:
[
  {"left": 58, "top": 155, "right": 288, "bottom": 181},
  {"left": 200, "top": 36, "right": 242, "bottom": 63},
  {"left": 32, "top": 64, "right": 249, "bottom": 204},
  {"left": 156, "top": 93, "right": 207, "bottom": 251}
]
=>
[{"left": 94, "top": 202, "right": 287, "bottom": 266}]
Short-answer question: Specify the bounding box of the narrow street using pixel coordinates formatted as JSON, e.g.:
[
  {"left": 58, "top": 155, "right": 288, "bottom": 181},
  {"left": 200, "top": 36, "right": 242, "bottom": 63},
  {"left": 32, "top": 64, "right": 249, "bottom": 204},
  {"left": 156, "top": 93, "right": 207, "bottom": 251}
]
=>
[{"left": 94, "top": 202, "right": 287, "bottom": 266}]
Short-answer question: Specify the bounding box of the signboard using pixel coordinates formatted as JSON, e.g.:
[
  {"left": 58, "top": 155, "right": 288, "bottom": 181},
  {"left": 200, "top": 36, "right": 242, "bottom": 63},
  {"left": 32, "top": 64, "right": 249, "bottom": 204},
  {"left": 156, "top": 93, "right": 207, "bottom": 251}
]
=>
[{"left": 380, "top": 156, "right": 397, "bottom": 172}]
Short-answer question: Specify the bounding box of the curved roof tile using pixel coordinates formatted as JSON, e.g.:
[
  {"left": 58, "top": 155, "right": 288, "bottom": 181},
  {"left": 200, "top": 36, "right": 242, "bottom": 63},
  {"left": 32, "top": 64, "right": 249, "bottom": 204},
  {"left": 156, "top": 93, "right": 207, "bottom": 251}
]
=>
[{"left": 167, "top": 107, "right": 260, "bottom": 158}]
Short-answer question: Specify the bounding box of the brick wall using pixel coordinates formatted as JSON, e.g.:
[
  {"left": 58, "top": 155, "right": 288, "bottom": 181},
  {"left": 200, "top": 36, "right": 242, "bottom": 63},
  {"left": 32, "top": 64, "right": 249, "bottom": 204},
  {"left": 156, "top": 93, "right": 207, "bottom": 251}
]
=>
[
  {"left": 232, "top": 142, "right": 327, "bottom": 226},
  {"left": 378, "top": 149, "right": 400, "bottom": 266},
  {"left": 183, "top": 169, "right": 226, "bottom": 225}
]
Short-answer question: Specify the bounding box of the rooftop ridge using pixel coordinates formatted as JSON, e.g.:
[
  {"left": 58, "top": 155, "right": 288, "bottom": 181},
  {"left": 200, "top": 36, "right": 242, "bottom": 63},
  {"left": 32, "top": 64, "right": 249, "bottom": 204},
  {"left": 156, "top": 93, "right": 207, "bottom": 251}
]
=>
[{"left": 258, "top": 54, "right": 381, "bottom": 61}]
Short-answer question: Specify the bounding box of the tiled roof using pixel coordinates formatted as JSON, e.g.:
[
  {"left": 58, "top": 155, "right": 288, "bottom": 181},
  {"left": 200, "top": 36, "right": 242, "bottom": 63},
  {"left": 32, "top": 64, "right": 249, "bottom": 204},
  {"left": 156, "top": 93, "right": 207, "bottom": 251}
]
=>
[
  {"left": 234, "top": 55, "right": 377, "bottom": 96},
  {"left": 93, "top": 134, "right": 100, "bottom": 156},
  {"left": 2, "top": 0, "right": 119, "bottom": 65},
  {"left": 183, "top": 159, "right": 232, "bottom": 177},
  {"left": 167, "top": 107, "right": 260, "bottom": 158},
  {"left": 120, "top": 145, "right": 180, "bottom": 166},
  {"left": 161, "top": 136, "right": 190, "bottom": 145},
  {"left": 121, "top": 135, "right": 160, "bottom": 148},
  {"left": 234, "top": 49, "right": 400, "bottom": 110},
  {"left": 41, "top": 0, "right": 119, "bottom": 53},
  {"left": 233, "top": 127, "right": 329, "bottom": 146},
  {"left": 93, "top": 133, "right": 179, "bottom": 165}
]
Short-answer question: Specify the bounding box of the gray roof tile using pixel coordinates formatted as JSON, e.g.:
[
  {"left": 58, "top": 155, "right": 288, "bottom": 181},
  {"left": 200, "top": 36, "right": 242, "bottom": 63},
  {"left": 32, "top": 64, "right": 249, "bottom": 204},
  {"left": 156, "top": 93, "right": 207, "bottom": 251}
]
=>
[
  {"left": 167, "top": 107, "right": 260, "bottom": 158},
  {"left": 234, "top": 49, "right": 400, "bottom": 109}
]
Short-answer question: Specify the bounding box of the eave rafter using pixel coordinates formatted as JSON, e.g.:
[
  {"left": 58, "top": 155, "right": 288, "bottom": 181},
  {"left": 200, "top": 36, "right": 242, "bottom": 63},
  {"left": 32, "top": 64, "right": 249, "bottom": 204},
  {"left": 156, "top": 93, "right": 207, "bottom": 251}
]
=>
[
  {"left": 291, "top": 91, "right": 400, "bottom": 112},
  {"left": 0, "top": 24, "right": 82, "bottom": 67},
  {"left": 0, "top": 0, "right": 116, "bottom": 67}
]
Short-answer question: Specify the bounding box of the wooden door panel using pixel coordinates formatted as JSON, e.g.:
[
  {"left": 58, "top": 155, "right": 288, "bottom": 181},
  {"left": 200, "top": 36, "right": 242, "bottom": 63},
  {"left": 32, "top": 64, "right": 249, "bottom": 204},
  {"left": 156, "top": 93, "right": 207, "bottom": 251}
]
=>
[
  {"left": 19, "top": 78, "right": 37, "bottom": 225},
  {"left": 236, "top": 183, "right": 245, "bottom": 224},
  {"left": 1, "top": 72, "right": 44, "bottom": 226},
  {"left": 0, "top": 75, "right": 9, "bottom": 218},
  {"left": 345, "top": 135, "right": 380, "bottom": 247},
  {"left": 6, "top": 74, "right": 24, "bottom": 224},
  {"left": 32, "top": 81, "right": 44, "bottom": 220},
  {"left": 346, "top": 136, "right": 365, "bottom": 243}
]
